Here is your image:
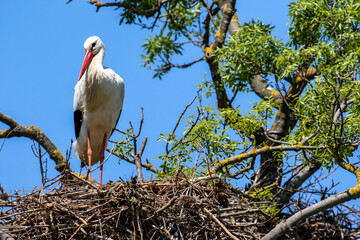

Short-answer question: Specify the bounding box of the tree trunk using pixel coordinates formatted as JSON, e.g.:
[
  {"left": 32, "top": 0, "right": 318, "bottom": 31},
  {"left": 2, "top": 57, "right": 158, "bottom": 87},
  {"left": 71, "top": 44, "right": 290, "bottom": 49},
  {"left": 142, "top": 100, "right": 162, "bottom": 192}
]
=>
[{"left": 252, "top": 152, "right": 283, "bottom": 190}]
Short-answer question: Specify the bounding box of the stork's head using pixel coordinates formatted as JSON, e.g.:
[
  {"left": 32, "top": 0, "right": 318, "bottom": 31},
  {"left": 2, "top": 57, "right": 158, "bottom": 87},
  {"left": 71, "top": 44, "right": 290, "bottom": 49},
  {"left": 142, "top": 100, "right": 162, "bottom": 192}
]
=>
[{"left": 78, "top": 36, "right": 105, "bottom": 81}]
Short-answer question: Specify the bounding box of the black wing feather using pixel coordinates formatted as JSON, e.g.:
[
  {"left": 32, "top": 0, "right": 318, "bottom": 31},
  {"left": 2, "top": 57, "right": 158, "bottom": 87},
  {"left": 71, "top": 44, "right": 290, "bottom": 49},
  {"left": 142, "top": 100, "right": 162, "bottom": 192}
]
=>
[
  {"left": 110, "top": 109, "right": 122, "bottom": 137},
  {"left": 74, "top": 109, "right": 83, "bottom": 139}
]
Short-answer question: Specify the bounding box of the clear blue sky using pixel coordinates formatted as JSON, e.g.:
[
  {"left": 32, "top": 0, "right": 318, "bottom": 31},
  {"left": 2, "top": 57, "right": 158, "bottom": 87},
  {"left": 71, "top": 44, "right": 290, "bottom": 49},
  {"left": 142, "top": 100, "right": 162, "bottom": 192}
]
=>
[{"left": 0, "top": 0, "right": 357, "bottom": 205}]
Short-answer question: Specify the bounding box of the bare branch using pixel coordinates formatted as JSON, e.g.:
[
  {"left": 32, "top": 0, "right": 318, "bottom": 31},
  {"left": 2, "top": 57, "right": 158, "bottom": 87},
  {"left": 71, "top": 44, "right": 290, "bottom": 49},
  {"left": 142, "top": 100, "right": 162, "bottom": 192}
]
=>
[
  {"left": 166, "top": 96, "right": 197, "bottom": 154},
  {"left": 204, "top": 208, "right": 239, "bottom": 240},
  {"left": 276, "top": 162, "right": 322, "bottom": 205},
  {"left": 0, "top": 112, "right": 70, "bottom": 174},
  {"left": 149, "top": 56, "right": 206, "bottom": 75},
  {"left": 137, "top": 136, "right": 148, "bottom": 158},
  {"left": 107, "top": 147, "right": 160, "bottom": 174},
  {"left": 132, "top": 137, "right": 148, "bottom": 183},
  {"left": 262, "top": 187, "right": 360, "bottom": 240}
]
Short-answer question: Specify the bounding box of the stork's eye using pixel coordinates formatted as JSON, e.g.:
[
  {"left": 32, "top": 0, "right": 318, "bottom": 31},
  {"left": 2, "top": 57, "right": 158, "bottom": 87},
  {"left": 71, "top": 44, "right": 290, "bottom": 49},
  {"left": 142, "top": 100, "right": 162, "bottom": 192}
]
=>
[{"left": 91, "top": 42, "right": 96, "bottom": 50}]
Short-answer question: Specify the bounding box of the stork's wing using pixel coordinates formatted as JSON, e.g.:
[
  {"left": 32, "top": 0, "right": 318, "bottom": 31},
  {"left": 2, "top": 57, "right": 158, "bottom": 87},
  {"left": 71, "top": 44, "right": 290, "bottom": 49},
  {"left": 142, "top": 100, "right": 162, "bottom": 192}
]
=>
[
  {"left": 74, "top": 109, "right": 83, "bottom": 139},
  {"left": 110, "top": 109, "right": 122, "bottom": 137},
  {"left": 73, "top": 76, "right": 85, "bottom": 139},
  {"left": 105, "top": 68, "right": 125, "bottom": 138}
]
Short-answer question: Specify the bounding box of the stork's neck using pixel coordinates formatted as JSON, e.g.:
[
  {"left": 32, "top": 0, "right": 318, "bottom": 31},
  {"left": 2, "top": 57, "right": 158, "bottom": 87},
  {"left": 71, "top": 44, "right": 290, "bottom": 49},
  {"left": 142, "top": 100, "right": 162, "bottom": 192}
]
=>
[
  {"left": 86, "top": 49, "right": 105, "bottom": 81},
  {"left": 84, "top": 49, "right": 105, "bottom": 110}
]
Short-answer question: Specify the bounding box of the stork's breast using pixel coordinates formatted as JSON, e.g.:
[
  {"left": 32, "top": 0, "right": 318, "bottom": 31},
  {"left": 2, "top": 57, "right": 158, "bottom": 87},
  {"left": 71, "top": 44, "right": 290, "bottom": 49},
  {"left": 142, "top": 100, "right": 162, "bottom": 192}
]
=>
[{"left": 84, "top": 84, "right": 123, "bottom": 131}]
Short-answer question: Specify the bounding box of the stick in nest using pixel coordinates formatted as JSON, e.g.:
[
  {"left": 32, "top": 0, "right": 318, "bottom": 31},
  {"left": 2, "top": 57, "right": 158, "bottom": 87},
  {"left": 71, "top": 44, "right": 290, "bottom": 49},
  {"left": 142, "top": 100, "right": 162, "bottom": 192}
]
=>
[{"left": 204, "top": 208, "right": 240, "bottom": 240}]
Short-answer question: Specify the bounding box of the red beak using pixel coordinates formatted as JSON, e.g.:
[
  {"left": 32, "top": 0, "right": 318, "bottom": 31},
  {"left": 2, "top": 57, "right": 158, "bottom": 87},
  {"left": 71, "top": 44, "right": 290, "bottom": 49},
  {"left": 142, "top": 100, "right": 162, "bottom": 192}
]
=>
[{"left": 78, "top": 51, "right": 94, "bottom": 81}]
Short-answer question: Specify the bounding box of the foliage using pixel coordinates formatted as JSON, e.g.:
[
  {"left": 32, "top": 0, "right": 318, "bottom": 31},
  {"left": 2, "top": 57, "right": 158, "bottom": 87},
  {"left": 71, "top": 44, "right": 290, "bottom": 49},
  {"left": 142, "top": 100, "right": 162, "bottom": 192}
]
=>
[
  {"left": 110, "top": 0, "right": 360, "bottom": 195},
  {"left": 2, "top": 0, "right": 359, "bottom": 239},
  {"left": 285, "top": 0, "right": 360, "bottom": 168},
  {"left": 114, "top": 128, "right": 135, "bottom": 164},
  {"left": 118, "top": 0, "right": 157, "bottom": 24},
  {"left": 3, "top": 0, "right": 360, "bottom": 239},
  {"left": 156, "top": 105, "right": 243, "bottom": 178},
  {"left": 215, "top": 20, "right": 285, "bottom": 92},
  {"left": 212, "top": 0, "right": 360, "bottom": 172},
  {"left": 140, "top": 1, "right": 205, "bottom": 78}
]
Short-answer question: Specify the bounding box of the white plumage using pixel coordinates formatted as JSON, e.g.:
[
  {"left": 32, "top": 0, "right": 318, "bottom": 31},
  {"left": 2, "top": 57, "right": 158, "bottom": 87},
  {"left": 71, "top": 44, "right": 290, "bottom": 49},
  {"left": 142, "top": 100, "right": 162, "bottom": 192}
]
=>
[{"left": 73, "top": 36, "right": 124, "bottom": 185}]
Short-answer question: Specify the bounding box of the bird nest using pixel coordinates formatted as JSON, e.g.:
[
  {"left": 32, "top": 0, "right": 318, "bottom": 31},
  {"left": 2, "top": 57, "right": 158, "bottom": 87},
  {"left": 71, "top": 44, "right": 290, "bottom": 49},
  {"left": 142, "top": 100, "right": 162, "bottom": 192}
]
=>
[{"left": 0, "top": 173, "right": 359, "bottom": 239}]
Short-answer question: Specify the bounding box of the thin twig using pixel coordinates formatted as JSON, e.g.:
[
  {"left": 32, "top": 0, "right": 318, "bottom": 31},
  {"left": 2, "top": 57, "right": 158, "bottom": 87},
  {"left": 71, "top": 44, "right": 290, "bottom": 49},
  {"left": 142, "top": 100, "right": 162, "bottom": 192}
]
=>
[{"left": 203, "top": 208, "right": 239, "bottom": 240}]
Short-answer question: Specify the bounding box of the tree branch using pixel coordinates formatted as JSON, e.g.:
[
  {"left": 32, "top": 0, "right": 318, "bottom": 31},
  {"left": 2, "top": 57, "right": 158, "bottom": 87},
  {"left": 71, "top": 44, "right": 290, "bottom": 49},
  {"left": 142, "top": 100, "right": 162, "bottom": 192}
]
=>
[
  {"left": 203, "top": 208, "right": 239, "bottom": 240},
  {"left": 210, "top": 143, "right": 320, "bottom": 173},
  {"left": 205, "top": 0, "right": 237, "bottom": 56},
  {"left": 87, "top": 0, "right": 167, "bottom": 16},
  {"left": 268, "top": 68, "right": 317, "bottom": 141},
  {"left": 132, "top": 137, "right": 148, "bottom": 183},
  {"left": 261, "top": 186, "right": 360, "bottom": 240},
  {"left": 206, "top": 57, "right": 232, "bottom": 109},
  {"left": 149, "top": 56, "right": 205, "bottom": 76},
  {"left": 275, "top": 162, "right": 322, "bottom": 205},
  {"left": 202, "top": 2, "right": 237, "bottom": 109},
  {"left": 106, "top": 147, "right": 160, "bottom": 174},
  {"left": 335, "top": 158, "right": 360, "bottom": 184},
  {"left": 0, "top": 112, "right": 70, "bottom": 173},
  {"left": 0, "top": 224, "right": 15, "bottom": 240},
  {"left": 249, "top": 74, "right": 282, "bottom": 104}
]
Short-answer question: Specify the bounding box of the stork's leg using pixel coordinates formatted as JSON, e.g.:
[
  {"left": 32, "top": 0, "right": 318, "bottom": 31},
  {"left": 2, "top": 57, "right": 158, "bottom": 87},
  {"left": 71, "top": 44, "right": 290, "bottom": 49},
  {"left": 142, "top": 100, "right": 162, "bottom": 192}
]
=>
[
  {"left": 99, "top": 133, "right": 108, "bottom": 185},
  {"left": 87, "top": 131, "right": 92, "bottom": 182}
]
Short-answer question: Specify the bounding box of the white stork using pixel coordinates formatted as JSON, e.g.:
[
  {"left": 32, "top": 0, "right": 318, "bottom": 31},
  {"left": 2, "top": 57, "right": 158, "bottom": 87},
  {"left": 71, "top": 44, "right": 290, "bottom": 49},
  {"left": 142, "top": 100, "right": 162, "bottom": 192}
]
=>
[{"left": 73, "top": 36, "right": 125, "bottom": 185}]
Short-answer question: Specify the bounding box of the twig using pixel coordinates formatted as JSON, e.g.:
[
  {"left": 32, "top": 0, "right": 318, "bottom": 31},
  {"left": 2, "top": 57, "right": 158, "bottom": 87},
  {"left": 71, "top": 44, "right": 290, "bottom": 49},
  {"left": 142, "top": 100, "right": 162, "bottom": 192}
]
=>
[
  {"left": 166, "top": 96, "right": 197, "bottom": 153},
  {"left": 132, "top": 137, "right": 148, "bottom": 183},
  {"left": 69, "top": 171, "right": 98, "bottom": 189},
  {"left": 145, "top": 196, "right": 179, "bottom": 220},
  {"left": 107, "top": 148, "right": 159, "bottom": 174},
  {"left": 203, "top": 208, "right": 239, "bottom": 240},
  {"left": 68, "top": 212, "right": 97, "bottom": 240}
]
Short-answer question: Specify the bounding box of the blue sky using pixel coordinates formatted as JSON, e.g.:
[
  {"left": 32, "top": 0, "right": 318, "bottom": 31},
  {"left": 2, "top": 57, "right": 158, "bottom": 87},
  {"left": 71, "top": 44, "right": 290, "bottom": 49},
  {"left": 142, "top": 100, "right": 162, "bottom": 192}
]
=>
[{"left": 0, "top": 0, "right": 357, "bottom": 205}]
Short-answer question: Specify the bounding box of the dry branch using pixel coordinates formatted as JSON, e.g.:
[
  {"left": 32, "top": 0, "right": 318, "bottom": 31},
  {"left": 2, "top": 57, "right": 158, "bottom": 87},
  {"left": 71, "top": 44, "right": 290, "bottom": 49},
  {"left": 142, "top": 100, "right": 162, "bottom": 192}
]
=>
[
  {"left": 1, "top": 176, "right": 359, "bottom": 239},
  {"left": 204, "top": 208, "right": 239, "bottom": 240},
  {"left": 0, "top": 176, "right": 236, "bottom": 239},
  {"left": 106, "top": 147, "right": 159, "bottom": 174},
  {"left": 0, "top": 112, "right": 70, "bottom": 173}
]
